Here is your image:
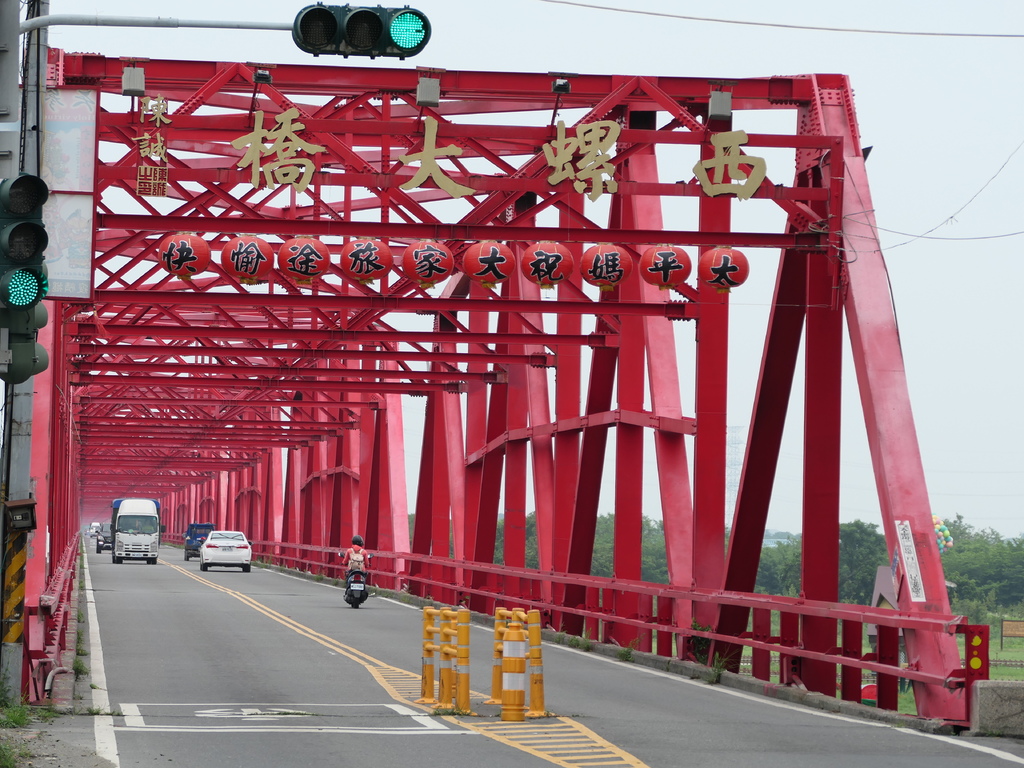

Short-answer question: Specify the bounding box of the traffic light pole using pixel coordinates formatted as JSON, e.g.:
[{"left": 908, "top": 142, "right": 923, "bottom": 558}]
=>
[{"left": 0, "top": 0, "right": 46, "bottom": 702}]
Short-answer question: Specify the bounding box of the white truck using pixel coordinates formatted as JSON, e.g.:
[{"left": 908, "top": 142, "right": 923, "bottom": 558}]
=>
[{"left": 111, "top": 497, "right": 163, "bottom": 564}]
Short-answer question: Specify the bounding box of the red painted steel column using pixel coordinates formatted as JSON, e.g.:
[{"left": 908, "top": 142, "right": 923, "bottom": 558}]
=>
[
  {"left": 693, "top": 120, "right": 733, "bottom": 627},
  {"left": 504, "top": 343, "right": 529, "bottom": 571},
  {"left": 821, "top": 78, "right": 962, "bottom": 719},
  {"left": 800, "top": 251, "right": 843, "bottom": 694},
  {"left": 381, "top": 391, "right": 411, "bottom": 559},
  {"left": 560, "top": 342, "right": 618, "bottom": 635}
]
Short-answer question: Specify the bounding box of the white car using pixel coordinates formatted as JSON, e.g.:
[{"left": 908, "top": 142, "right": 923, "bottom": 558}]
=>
[{"left": 198, "top": 530, "right": 252, "bottom": 572}]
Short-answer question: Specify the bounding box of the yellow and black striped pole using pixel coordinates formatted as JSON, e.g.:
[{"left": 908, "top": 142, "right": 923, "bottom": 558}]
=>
[{"left": 2, "top": 529, "right": 28, "bottom": 644}]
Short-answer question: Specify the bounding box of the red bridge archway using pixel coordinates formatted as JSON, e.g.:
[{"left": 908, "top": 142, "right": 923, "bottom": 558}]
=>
[{"left": 24, "top": 52, "right": 976, "bottom": 720}]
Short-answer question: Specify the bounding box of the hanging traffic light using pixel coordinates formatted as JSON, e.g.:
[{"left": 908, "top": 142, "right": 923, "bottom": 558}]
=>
[
  {"left": 292, "top": 4, "right": 431, "bottom": 59},
  {"left": 0, "top": 174, "right": 49, "bottom": 311},
  {"left": 0, "top": 304, "right": 49, "bottom": 385}
]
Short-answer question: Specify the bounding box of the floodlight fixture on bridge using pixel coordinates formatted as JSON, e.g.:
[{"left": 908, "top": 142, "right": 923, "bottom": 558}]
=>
[{"left": 292, "top": 4, "right": 430, "bottom": 59}]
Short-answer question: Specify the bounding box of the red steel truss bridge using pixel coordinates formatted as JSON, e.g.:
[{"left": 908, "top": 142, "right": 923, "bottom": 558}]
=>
[{"left": 21, "top": 51, "right": 985, "bottom": 722}]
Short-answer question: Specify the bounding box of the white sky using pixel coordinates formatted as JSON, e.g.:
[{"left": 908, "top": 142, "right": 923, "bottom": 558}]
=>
[{"left": 43, "top": 1, "right": 1024, "bottom": 538}]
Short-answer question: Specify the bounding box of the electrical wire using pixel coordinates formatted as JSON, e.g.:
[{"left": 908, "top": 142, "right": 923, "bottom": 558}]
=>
[{"left": 538, "top": 0, "right": 1024, "bottom": 38}]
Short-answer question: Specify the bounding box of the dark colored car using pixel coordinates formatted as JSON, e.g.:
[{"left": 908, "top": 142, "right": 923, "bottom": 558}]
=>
[
  {"left": 183, "top": 522, "right": 216, "bottom": 561},
  {"left": 95, "top": 523, "right": 113, "bottom": 553}
]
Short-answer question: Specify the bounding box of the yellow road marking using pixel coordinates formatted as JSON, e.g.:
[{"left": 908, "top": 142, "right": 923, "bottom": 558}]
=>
[{"left": 160, "top": 559, "right": 649, "bottom": 767}]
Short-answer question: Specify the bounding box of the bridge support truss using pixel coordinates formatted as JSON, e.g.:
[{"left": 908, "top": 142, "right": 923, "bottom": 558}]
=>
[{"left": 23, "top": 53, "right": 970, "bottom": 719}]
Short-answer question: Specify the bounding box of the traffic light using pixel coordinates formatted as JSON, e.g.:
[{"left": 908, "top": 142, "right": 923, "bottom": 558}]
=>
[
  {"left": 0, "top": 174, "right": 49, "bottom": 311},
  {"left": 0, "top": 304, "right": 49, "bottom": 385},
  {"left": 292, "top": 4, "right": 431, "bottom": 59}
]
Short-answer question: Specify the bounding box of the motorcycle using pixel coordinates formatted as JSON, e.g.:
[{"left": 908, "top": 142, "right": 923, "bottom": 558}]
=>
[{"left": 344, "top": 568, "right": 369, "bottom": 608}]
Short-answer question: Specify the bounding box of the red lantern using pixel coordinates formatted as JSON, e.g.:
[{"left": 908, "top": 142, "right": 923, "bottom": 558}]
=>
[
  {"left": 698, "top": 247, "right": 749, "bottom": 291},
  {"left": 580, "top": 244, "right": 633, "bottom": 291},
  {"left": 463, "top": 241, "right": 515, "bottom": 288},
  {"left": 639, "top": 245, "right": 692, "bottom": 290},
  {"left": 340, "top": 238, "right": 393, "bottom": 284},
  {"left": 220, "top": 235, "right": 273, "bottom": 284},
  {"left": 401, "top": 240, "right": 455, "bottom": 287},
  {"left": 278, "top": 236, "right": 331, "bottom": 283},
  {"left": 521, "top": 242, "right": 574, "bottom": 288},
  {"left": 158, "top": 233, "right": 210, "bottom": 280}
]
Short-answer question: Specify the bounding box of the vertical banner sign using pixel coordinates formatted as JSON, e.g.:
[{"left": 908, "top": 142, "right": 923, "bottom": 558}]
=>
[
  {"left": 894, "top": 521, "right": 927, "bottom": 603},
  {"left": 42, "top": 89, "right": 97, "bottom": 299}
]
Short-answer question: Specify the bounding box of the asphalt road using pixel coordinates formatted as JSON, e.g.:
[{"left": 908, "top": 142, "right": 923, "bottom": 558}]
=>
[{"left": 80, "top": 545, "right": 1024, "bottom": 768}]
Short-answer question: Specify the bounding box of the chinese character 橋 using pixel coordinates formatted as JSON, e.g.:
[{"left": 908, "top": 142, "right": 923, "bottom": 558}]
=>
[
  {"left": 692, "top": 130, "right": 767, "bottom": 200},
  {"left": 232, "top": 108, "right": 325, "bottom": 194},
  {"left": 542, "top": 120, "right": 621, "bottom": 202},
  {"left": 398, "top": 116, "right": 476, "bottom": 199}
]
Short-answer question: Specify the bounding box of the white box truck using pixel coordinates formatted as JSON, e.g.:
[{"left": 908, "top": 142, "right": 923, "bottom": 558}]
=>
[{"left": 111, "top": 498, "right": 163, "bottom": 564}]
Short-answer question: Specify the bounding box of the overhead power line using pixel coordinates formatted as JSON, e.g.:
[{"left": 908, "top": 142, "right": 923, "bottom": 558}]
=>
[{"left": 539, "top": 0, "right": 1024, "bottom": 38}]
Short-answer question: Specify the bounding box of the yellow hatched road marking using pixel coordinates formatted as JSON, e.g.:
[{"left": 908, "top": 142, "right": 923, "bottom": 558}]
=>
[{"left": 162, "top": 560, "right": 650, "bottom": 767}]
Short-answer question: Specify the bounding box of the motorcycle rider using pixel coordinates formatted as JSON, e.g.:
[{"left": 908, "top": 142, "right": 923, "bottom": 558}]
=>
[{"left": 341, "top": 535, "right": 370, "bottom": 586}]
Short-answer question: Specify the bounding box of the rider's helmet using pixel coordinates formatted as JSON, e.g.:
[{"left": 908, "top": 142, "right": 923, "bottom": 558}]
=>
[{"left": 352, "top": 535, "right": 364, "bottom": 546}]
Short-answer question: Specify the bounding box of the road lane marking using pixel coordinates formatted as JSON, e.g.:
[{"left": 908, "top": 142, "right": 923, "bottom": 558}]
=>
[
  {"left": 83, "top": 554, "right": 120, "bottom": 766},
  {"left": 111, "top": 702, "right": 462, "bottom": 736},
  {"left": 159, "top": 558, "right": 651, "bottom": 766}
]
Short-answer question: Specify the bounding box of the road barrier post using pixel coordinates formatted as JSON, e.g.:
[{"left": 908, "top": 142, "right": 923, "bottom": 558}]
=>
[
  {"left": 501, "top": 621, "right": 527, "bottom": 722},
  {"left": 525, "top": 609, "right": 546, "bottom": 717},
  {"left": 416, "top": 607, "right": 440, "bottom": 705},
  {"left": 485, "top": 605, "right": 508, "bottom": 704},
  {"left": 438, "top": 608, "right": 459, "bottom": 708},
  {"left": 455, "top": 607, "right": 473, "bottom": 713}
]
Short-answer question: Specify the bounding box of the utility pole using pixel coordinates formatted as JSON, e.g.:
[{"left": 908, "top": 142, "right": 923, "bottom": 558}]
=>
[{"left": 0, "top": 0, "right": 46, "bottom": 702}]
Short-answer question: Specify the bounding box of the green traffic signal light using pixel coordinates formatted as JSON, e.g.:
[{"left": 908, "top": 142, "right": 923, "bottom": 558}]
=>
[
  {"left": 0, "top": 174, "right": 49, "bottom": 310},
  {"left": 0, "top": 268, "right": 48, "bottom": 310},
  {"left": 293, "top": 5, "right": 431, "bottom": 59}
]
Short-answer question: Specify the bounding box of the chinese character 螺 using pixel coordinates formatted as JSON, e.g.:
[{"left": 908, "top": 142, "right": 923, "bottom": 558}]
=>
[
  {"left": 232, "top": 108, "right": 325, "bottom": 194},
  {"left": 692, "top": 130, "right": 767, "bottom": 200},
  {"left": 542, "top": 120, "right": 620, "bottom": 202}
]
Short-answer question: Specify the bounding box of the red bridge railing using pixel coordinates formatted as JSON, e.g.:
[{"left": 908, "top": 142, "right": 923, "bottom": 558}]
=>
[
  {"left": 249, "top": 538, "right": 987, "bottom": 727},
  {"left": 25, "top": 534, "right": 80, "bottom": 703}
]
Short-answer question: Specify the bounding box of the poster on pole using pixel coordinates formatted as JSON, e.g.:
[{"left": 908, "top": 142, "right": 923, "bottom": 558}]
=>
[{"left": 41, "top": 88, "right": 96, "bottom": 299}]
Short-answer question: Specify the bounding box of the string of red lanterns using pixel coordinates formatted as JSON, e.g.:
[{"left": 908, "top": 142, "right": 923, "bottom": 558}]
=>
[{"left": 157, "top": 234, "right": 749, "bottom": 292}]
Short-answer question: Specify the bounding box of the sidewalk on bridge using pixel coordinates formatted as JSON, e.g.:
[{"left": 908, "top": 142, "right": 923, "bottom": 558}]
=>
[{"left": 13, "top": 553, "right": 116, "bottom": 768}]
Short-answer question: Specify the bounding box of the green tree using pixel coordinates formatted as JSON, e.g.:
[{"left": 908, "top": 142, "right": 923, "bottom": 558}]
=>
[
  {"left": 838, "top": 520, "right": 888, "bottom": 604},
  {"left": 756, "top": 537, "right": 801, "bottom": 597}
]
